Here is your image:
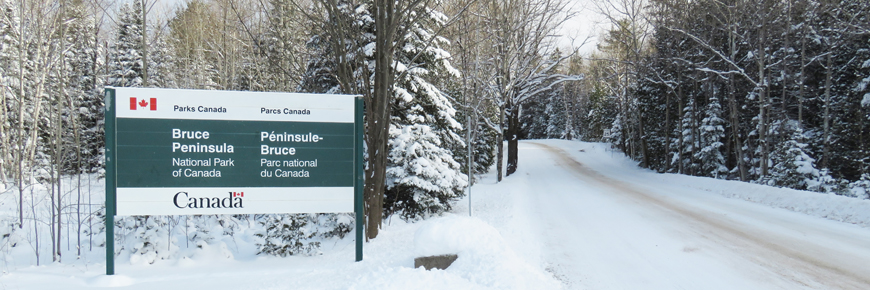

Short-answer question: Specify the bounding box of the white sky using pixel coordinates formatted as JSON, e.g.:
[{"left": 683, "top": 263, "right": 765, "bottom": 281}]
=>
[{"left": 557, "top": 0, "right": 606, "bottom": 56}]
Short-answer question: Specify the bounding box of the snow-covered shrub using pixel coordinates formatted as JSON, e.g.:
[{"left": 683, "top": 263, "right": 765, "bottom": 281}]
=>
[
  {"left": 255, "top": 214, "right": 320, "bottom": 257},
  {"left": 385, "top": 124, "right": 468, "bottom": 220},
  {"left": 116, "top": 216, "right": 178, "bottom": 264},
  {"left": 848, "top": 174, "right": 870, "bottom": 199},
  {"left": 316, "top": 213, "right": 354, "bottom": 239},
  {"left": 83, "top": 205, "right": 107, "bottom": 247},
  {"left": 0, "top": 217, "right": 20, "bottom": 253},
  {"left": 187, "top": 215, "right": 236, "bottom": 248},
  {"left": 806, "top": 168, "right": 838, "bottom": 193}
]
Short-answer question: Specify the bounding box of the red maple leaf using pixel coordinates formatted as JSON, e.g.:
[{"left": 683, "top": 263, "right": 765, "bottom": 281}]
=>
[{"left": 138, "top": 99, "right": 148, "bottom": 107}]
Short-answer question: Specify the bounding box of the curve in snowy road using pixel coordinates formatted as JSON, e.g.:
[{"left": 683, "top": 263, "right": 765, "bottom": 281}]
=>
[{"left": 516, "top": 141, "right": 870, "bottom": 290}]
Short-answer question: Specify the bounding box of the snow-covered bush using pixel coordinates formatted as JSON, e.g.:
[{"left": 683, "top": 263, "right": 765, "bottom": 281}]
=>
[
  {"left": 83, "top": 205, "right": 107, "bottom": 247},
  {"left": 255, "top": 214, "right": 320, "bottom": 257},
  {"left": 847, "top": 174, "right": 870, "bottom": 199},
  {"left": 0, "top": 217, "right": 20, "bottom": 254},
  {"left": 316, "top": 213, "right": 354, "bottom": 239},
  {"left": 186, "top": 215, "right": 239, "bottom": 248},
  {"left": 806, "top": 168, "right": 838, "bottom": 193},
  {"left": 116, "top": 216, "right": 178, "bottom": 264}
]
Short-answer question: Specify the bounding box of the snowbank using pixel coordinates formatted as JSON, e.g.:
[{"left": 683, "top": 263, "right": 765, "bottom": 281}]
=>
[
  {"left": 712, "top": 181, "right": 870, "bottom": 227},
  {"left": 543, "top": 139, "right": 870, "bottom": 228},
  {"left": 409, "top": 215, "right": 561, "bottom": 290}
]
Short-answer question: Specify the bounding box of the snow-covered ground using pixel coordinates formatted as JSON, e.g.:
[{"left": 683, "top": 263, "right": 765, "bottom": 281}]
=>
[{"left": 2, "top": 139, "right": 870, "bottom": 289}]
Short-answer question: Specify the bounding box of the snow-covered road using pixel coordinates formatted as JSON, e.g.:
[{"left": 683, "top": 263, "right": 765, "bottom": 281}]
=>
[{"left": 509, "top": 141, "right": 870, "bottom": 290}]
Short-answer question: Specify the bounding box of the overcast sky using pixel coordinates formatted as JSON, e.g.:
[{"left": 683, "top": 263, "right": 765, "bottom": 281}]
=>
[{"left": 558, "top": 0, "right": 606, "bottom": 56}]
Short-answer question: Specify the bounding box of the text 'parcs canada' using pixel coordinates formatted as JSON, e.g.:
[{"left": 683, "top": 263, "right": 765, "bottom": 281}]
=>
[{"left": 260, "top": 107, "right": 310, "bottom": 115}]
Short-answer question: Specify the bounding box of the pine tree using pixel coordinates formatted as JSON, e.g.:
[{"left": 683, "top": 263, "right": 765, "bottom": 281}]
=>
[
  {"left": 544, "top": 86, "right": 568, "bottom": 139},
  {"left": 109, "top": 2, "right": 144, "bottom": 87},
  {"left": 303, "top": 1, "right": 467, "bottom": 219},
  {"left": 299, "top": 0, "right": 370, "bottom": 94},
  {"left": 147, "top": 29, "right": 176, "bottom": 89},
  {"left": 385, "top": 124, "right": 467, "bottom": 219},
  {"left": 679, "top": 97, "right": 697, "bottom": 174},
  {"left": 695, "top": 95, "right": 727, "bottom": 178},
  {"left": 768, "top": 124, "right": 822, "bottom": 190},
  {"left": 385, "top": 3, "right": 467, "bottom": 219},
  {"left": 520, "top": 95, "right": 549, "bottom": 139}
]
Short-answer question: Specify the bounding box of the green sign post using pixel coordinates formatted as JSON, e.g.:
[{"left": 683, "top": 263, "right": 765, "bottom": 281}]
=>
[{"left": 104, "top": 87, "right": 364, "bottom": 275}]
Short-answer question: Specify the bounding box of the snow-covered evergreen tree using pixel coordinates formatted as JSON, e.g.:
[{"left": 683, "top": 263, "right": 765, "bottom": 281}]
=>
[
  {"left": 679, "top": 98, "right": 697, "bottom": 174},
  {"left": 520, "top": 96, "right": 549, "bottom": 139},
  {"left": 544, "top": 87, "right": 568, "bottom": 139},
  {"left": 385, "top": 3, "right": 468, "bottom": 219},
  {"left": 109, "top": 1, "right": 145, "bottom": 88},
  {"left": 386, "top": 124, "right": 468, "bottom": 219},
  {"left": 303, "top": 1, "right": 467, "bottom": 219},
  {"left": 768, "top": 123, "right": 823, "bottom": 190},
  {"left": 609, "top": 113, "right": 624, "bottom": 149},
  {"left": 299, "top": 0, "right": 370, "bottom": 94},
  {"left": 62, "top": 0, "right": 104, "bottom": 172},
  {"left": 147, "top": 29, "right": 176, "bottom": 89},
  {"left": 695, "top": 95, "right": 727, "bottom": 178}
]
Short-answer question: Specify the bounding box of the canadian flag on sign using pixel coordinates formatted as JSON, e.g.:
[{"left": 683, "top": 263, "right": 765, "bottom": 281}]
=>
[
  {"left": 233, "top": 192, "right": 244, "bottom": 197},
  {"left": 129, "top": 97, "right": 157, "bottom": 111}
]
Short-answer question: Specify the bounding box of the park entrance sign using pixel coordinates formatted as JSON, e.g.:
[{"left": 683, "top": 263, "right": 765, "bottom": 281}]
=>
[{"left": 104, "top": 87, "right": 364, "bottom": 275}]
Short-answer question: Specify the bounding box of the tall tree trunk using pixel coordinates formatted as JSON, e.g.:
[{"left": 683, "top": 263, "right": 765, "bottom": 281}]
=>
[
  {"left": 506, "top": 99, "right": 519, "bottom": 176},
  {"left": 364, "top": 0, "right": 396, "bottom": 240},
  {"left": 798, "top": 24, "right": 806, "bottom": 128},
  {"left": 728, "top": 10, "right": 748, "bottom": 181},
  {"left": 677, "top": 85, "right": 684, "bottom": 174},
  {"left": 496, "top": 102, "right": 504, "bottom": 182},
  {"left": 0, "top": 84, "right": 6, "bottom": 185},
  {"left": 728, "top": 79, "right": 747, "bottom": 181},
  {"left": 821, "top": 53, "right": 832, "bottom": 169},
  {"left": 757, "top": 26, "right": 769, "bottom": 178},
  {"left": 17, "top": 0, "right": 25, "bottom": 229},
  {"left": 664, "top": 85, "right": 672, "bottom": 172}
]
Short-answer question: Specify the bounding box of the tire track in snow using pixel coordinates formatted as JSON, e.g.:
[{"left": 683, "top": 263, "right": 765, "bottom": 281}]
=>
[{"left": 530, "top": 142, "right": 870, "bottom": 290}]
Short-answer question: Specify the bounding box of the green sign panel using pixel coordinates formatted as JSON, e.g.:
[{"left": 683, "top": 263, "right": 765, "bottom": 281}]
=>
[{"left": 117, "top": 119, "right": 354, "bottom": 188}]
